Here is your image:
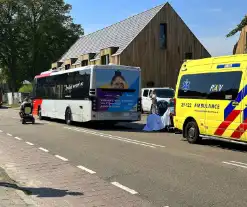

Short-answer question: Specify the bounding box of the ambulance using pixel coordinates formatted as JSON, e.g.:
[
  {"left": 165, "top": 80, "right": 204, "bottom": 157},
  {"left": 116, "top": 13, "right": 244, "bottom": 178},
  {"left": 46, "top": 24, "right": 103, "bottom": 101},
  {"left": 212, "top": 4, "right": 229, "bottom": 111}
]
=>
[{"left": 174, "top": 54, "right": 247, "bottom": 144}]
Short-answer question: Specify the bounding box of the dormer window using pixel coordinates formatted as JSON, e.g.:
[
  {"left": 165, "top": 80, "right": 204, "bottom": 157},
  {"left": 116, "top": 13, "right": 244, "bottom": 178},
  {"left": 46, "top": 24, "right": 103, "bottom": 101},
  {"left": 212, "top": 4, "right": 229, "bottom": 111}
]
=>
[
  {"left": 101, "top": 54, "right": 110, "bottom": 65},
  {"left": 81, "top": 60, "right": 88, "bottom": 66}
]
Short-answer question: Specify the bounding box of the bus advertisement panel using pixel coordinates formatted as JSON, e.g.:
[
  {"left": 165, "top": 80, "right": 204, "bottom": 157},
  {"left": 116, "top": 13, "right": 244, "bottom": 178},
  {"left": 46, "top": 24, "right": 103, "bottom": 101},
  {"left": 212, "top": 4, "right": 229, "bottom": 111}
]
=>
[{"left": 95, "top": 69, "right": 140, "bottom": 112}]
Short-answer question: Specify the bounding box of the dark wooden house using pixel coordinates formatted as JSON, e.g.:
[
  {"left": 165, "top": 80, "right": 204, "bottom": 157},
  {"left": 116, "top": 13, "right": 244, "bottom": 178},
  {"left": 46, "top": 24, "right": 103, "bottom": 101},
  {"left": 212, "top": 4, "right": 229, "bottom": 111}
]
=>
[
  {"left": 233, "top": 25, "right": 247, "bottom": 54},
  {"left": 51, "top": 2, "right": 211, "bottom": 88}
]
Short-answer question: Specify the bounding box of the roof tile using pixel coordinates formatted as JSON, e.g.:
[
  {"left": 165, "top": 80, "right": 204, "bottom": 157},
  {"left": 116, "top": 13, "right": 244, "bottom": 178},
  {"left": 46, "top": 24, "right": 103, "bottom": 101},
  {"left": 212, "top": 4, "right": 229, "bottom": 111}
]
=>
[{"left": 59, "top": 3, "right": 165, "bottom": 62}]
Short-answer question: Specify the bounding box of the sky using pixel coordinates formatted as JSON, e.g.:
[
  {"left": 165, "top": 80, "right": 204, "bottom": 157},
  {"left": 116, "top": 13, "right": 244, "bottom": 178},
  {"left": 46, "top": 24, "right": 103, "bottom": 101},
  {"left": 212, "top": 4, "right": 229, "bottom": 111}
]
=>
[{"left": 64, "top": 0, "right": 247, "bottom": 57}]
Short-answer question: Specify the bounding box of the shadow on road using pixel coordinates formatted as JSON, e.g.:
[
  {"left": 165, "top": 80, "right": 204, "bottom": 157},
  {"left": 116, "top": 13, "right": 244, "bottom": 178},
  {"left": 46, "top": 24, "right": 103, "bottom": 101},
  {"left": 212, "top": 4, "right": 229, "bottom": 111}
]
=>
[
  {"left": 182, "top": 138, "right": 247, "bottom": 153},
  {"left": 0, "top": 106, "right": 10, "bottom": 109},
  {"left": 40, "top": 116, "right": 173, "bottom": 133},
  {"left": 0, "top": 182, "right": 83, "bottom": 197}
]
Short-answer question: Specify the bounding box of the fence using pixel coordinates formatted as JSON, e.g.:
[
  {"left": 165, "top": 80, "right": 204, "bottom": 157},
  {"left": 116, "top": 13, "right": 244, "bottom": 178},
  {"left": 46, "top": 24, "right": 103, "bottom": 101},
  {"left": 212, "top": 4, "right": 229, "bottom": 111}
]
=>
[{"left": 2, "top": 92, "right": 30, "bottom": 105}]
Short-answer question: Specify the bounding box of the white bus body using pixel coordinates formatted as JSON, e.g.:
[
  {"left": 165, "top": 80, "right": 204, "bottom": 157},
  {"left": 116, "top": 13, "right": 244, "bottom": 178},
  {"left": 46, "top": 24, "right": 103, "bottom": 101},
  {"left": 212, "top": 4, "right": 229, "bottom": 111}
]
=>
[{"left": 33, "top": 65, "right": 142, "bottom": 124}]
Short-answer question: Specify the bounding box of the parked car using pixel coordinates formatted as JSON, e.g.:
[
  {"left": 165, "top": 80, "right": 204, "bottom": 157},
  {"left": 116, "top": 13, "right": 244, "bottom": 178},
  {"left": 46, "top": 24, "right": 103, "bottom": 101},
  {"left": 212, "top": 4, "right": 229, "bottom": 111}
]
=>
[{"left": 141, "top": 87, "right": 174, "bottom": 113}]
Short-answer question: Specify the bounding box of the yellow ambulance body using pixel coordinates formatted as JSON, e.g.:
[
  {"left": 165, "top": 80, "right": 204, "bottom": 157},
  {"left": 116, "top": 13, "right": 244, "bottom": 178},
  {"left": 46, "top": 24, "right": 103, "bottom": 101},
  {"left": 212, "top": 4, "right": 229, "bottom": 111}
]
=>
[{"left": 174, "top": 54, "right": 247, "bottom": 144}]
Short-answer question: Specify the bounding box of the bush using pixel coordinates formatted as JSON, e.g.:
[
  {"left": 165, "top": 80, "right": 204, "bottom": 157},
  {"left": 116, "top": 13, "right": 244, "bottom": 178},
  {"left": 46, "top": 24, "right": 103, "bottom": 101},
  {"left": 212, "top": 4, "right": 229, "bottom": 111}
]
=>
[{"left": 18, "top": 84, "right": 33, "bottom": 93}]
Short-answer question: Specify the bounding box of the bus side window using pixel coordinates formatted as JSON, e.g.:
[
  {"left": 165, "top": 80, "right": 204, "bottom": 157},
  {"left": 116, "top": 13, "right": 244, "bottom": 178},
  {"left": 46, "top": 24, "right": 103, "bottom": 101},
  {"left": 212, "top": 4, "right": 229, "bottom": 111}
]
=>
[{"left": 71, "top": 70, "right": 91, "bottom": 100}]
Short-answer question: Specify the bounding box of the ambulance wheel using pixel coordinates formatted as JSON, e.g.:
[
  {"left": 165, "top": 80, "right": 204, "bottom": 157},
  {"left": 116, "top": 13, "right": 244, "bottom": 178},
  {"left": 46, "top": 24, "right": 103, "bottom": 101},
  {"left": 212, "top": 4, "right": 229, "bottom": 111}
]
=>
[
  {"left": 65, "top": 108, "right": 72, "bottom": 125},
  {"left": 185, "top": 121, "right": 201, "bottom": 144}
]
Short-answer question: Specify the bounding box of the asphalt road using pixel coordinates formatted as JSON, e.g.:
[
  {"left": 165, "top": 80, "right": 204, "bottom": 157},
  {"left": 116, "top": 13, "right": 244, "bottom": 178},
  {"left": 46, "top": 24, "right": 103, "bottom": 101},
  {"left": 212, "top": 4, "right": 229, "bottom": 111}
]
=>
[{"left": 1, "top": 108, "right": 247, "bottom": 207}]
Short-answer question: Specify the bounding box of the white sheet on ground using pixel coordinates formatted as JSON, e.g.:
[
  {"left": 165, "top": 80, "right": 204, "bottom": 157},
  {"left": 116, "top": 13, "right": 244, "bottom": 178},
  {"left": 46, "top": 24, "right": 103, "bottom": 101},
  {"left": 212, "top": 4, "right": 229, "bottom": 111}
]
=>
[{"left": 143, "top": 107, "right": 171, "bottom": 131}]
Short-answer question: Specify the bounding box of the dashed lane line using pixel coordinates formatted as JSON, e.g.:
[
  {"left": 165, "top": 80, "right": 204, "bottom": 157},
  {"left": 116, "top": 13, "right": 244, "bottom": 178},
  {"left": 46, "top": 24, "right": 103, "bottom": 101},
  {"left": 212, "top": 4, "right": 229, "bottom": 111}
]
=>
[
  {"left": 223, "top": 161, "right": 247, "bottom": 169},
  {"left": 0, "top": 130, "right": 2, "bottom": 133},
  {"left": 77, "top": 165, "right": 96, "bottom": 174},
  {"left": 111, "top": 182, "right": 138, "bottom": 195},
  {"left": 26, "top": 142, "right": 34, "bottom": 146},
  {"left": 39, "top": 147, "right": 49, "bottom": 153},
  {"left": 7, "top": 133, "right": 12, "bottom": 137},
  {"left": 55, "top": 155, "right": 68, "bottom": 161},
  {"left": 65, "top": 127, "right": 166, "bottom": 149},
  {"left": 14, "top": 137, "right": 22, "bottom": 140}
]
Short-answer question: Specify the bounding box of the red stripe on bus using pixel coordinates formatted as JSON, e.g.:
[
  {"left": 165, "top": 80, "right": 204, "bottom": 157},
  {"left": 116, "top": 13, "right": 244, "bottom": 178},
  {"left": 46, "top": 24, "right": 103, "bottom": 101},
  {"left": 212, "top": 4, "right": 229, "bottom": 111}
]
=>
[
  {"left": 35, "top": 72, "right": 52, "bottom": 79},
  {"left": 214, "top": 110, "right": 241, "bottom": 136},
  {"left": 231, "top": 119, "right": 247, "bottom": 139}
]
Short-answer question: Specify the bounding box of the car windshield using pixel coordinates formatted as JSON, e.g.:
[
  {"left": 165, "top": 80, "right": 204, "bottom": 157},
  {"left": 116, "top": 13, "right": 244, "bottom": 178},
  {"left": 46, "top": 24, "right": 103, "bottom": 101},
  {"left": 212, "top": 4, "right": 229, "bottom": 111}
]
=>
[{"left": 155, "top": 89, "right": 174, "bottom": 98}]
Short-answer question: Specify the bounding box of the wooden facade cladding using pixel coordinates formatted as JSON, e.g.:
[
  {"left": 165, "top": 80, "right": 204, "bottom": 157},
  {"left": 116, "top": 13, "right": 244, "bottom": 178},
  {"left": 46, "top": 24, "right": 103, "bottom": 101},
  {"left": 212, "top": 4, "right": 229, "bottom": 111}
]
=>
[
  {"left": 52, "top": 61, "right": 63, "bottom": 70},
  {"left": 120, "top": 4, "right": 210, "bottom": 88},
  {"left": 89, "top": 58, "right": 100, "bottom": 65},
  {"left": 100, "top": 47, "right": 118, "bottom": 56},
  {"left": 234, "top": 26, "right": 247, "bottom": 54},
  {"left": 61, "top": 58, "right": 77, "bottom": 70},
  {"left": 79, "top": 53, "right": 96, "bottom": 61},
  {"left": 111, "top": 55, "right": 120, "bottom": 65}
]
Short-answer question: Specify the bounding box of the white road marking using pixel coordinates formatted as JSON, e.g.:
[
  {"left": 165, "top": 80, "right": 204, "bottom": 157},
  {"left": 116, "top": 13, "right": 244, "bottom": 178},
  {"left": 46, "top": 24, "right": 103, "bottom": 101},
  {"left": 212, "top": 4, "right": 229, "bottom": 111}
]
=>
[
  {"left": 230, "top": 161, "right": 247, "bottom": 166},
  {"left": 64, "top": 127, "right": 166, "bottom": 149},
  {"left": 77, "top": 165, "right": 96, "bottom": 174},
  {"left": 111, "top": 182, "right": 138, "bottom": 195},
  {"left": 223, "top": 161, "right": 247, "bottom": 169},
  {"left": 39, "top": 147, "right": 49, "bottom": 153},
  {"left": 14, "top": 137, "right": 22, "bottom": 140},
  {"left": 7, "top": 133, "right": 12, "bottom": 137},
  {"left": 73, "top": 128, "right": 155, "bottom": 148},
  {"left": 55, "top": 155, "right": 68, "bottom": 161},
  {"left": 0, "top": 130, "right": 2, "bottom": 133},
  {"left": 26, "top": 142, "right": 34, "bottom": 146}
]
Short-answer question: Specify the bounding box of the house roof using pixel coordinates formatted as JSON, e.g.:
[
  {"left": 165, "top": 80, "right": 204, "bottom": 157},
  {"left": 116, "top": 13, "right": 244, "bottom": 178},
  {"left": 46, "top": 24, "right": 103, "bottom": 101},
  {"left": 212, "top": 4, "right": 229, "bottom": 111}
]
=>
[{"left": 59, "top": 3, "right": 166, "bottom": 62}]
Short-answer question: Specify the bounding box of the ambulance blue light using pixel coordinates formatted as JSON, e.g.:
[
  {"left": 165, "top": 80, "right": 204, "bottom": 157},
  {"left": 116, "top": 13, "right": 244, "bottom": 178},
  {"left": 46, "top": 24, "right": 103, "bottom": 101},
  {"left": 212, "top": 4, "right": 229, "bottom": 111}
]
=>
[{"left": 217, "top": 63, "right": 240, "bottom": 69}]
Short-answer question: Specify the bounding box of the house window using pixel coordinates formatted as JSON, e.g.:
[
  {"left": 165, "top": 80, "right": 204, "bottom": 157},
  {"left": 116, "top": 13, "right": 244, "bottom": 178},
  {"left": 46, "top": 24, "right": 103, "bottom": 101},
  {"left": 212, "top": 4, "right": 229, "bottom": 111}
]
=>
[
  {"left": 185, "top": 52, "right": 193, "bottom": 59},
  {"left": 101, "top": 55, "right": 110, "bottom": 65},
  {"left": 65, "top": 64, "right": 70, "bottom": 70},
  {"left": 160, "top": 23, "right": 167, "bottom": 49},
  {"left": 81, "top": 60, "right": 88, "bottom": 66}
]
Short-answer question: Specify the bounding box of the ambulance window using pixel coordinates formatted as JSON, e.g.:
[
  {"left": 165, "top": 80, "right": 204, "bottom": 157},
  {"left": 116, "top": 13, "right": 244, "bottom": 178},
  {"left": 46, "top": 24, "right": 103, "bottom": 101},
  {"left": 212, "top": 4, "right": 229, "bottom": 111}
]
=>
[
  {"left": 207, "top": 71, "right": 242, "bottom": 100},
  {"left": 178, "top": 74, "right": 208, "bottom": 99},
  {"left": 178, "top": 71, "right": 242, "bottom": 100}
]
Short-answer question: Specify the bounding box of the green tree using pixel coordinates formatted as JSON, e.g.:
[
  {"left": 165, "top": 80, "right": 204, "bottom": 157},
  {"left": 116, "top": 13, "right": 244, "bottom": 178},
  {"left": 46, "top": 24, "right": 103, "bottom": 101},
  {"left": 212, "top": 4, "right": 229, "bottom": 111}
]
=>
[
  {"left": 20, "top": 0, "right": 83, "bottom": 79},
  {"left": 0, "top": 0, "right": 25, "bottom": 93},
  {"left": 227, "top": 15, "right": 247, "bottom": 37},
  {"left": 18, "top": 84, "right": 33, "bottom": 93},
  {"left": 0, "top": 0, "right": 83, "bottom": 92}
]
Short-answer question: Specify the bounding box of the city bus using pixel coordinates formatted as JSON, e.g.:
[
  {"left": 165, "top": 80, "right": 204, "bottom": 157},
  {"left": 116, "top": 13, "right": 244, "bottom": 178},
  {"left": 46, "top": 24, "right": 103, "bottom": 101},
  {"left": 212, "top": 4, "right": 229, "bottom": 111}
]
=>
[{"left": 32, "top": 65, "right": 142, "bottom": 125}]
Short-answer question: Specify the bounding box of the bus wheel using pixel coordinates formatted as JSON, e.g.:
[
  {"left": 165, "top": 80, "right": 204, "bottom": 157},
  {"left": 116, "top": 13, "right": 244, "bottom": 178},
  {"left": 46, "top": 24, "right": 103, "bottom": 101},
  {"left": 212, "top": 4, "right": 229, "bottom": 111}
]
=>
[
  {"left": 65, "top": 108, "right": 72, "bottom": 125},
  {"left": 38, "top": 108, "right": 43, "bottom": 120},
  {"left": 185, "top": 121, "right": 201, "bottom": 144}
]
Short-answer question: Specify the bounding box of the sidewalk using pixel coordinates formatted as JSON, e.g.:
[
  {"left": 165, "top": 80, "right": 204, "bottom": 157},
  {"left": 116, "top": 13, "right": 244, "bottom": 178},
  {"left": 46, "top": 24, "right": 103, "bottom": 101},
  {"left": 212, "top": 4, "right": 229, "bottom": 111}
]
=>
[
  {"left": 0, "top": 167, "right": 34, "bottom": 206},
  {"left": 0, "top": 132, "right": 154, "bottom": 206}
]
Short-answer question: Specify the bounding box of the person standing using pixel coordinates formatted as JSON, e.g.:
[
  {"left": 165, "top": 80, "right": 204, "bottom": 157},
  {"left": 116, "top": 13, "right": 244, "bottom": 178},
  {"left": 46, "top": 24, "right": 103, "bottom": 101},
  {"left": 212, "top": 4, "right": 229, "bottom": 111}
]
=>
[{"left": 151, "top": 90, "right": 157, "bottom": 114}]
